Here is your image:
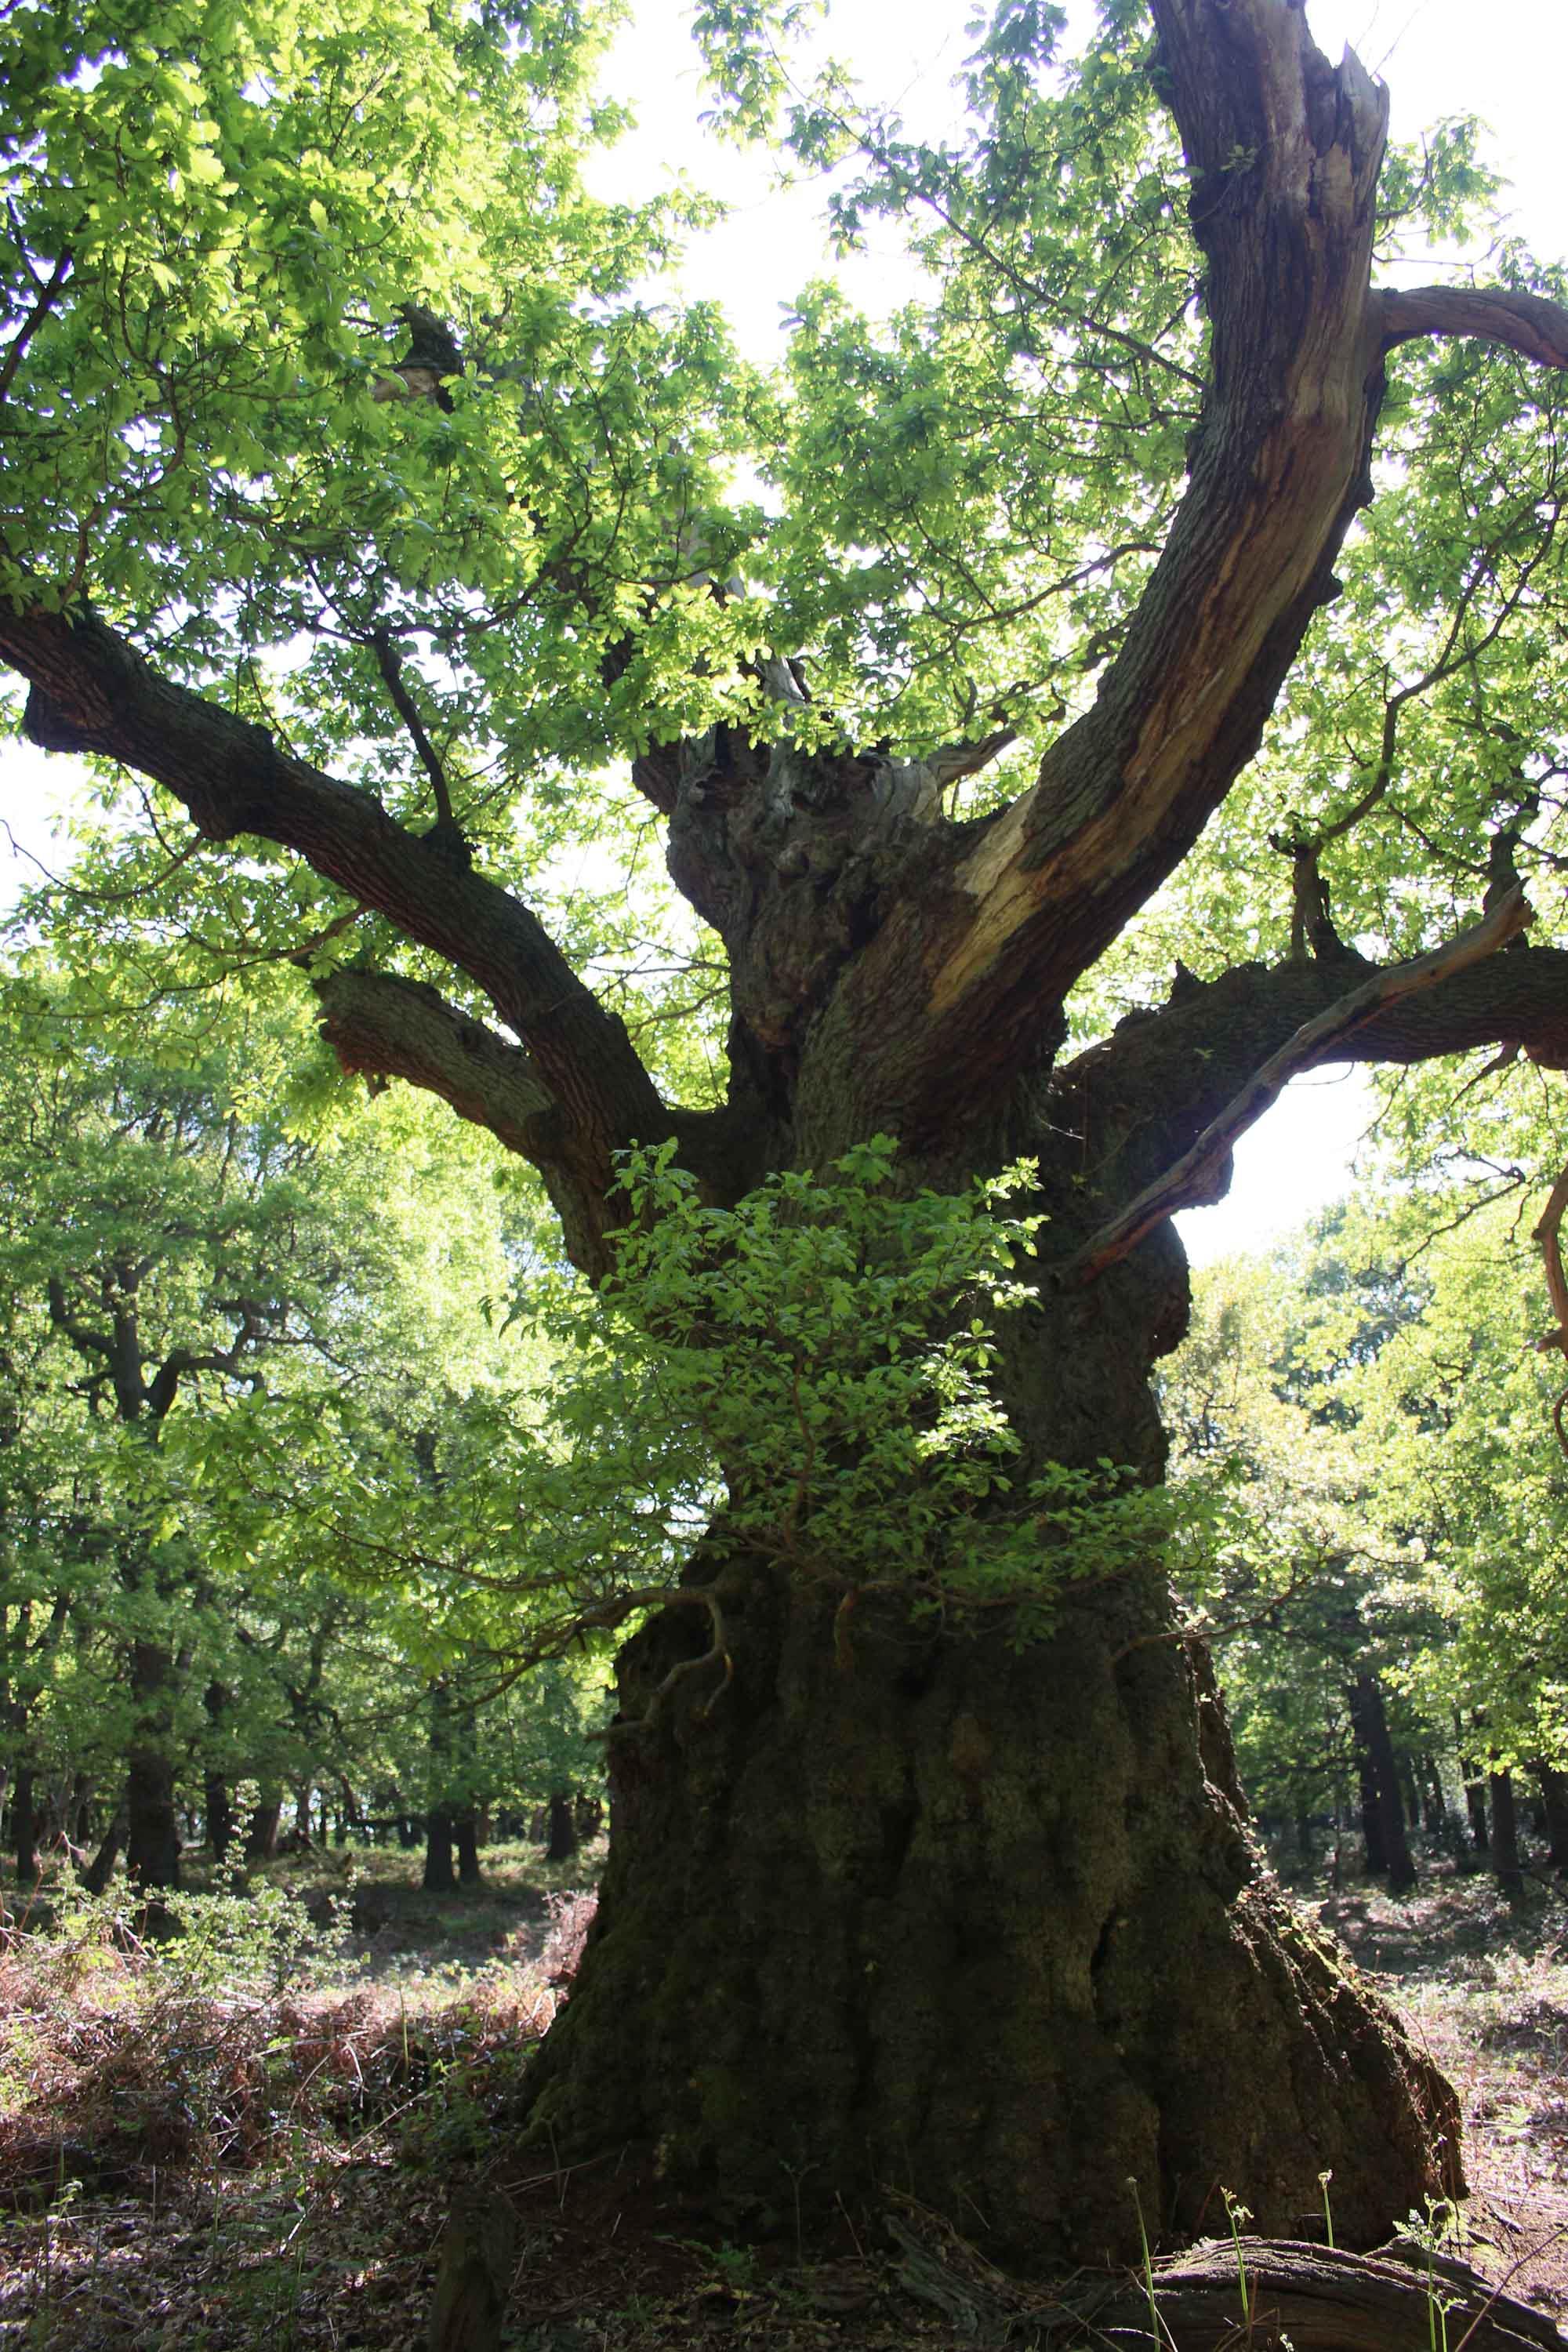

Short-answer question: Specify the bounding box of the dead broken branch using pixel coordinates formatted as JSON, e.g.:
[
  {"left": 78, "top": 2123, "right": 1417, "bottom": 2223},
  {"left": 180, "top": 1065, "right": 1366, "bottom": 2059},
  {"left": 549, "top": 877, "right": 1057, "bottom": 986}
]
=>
[{"left": 1071, "top": 886, "right": 1532, "bottom": 1285}]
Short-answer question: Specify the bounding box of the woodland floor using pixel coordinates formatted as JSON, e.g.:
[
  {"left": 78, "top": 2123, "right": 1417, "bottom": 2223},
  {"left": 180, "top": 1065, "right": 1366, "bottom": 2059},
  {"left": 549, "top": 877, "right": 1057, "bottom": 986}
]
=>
[{"left": 2, "top": 1842, "right": 1568, "bottom": 2348}]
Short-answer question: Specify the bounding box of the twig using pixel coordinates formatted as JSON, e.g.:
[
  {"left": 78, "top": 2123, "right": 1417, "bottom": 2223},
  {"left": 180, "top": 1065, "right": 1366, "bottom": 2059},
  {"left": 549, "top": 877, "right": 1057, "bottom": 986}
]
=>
[
  {"left": 0, "top": 243, "right": 73, "bottom": 403},
  {"left": 586, "top": 1586, "right": 731, "bottom": 1739},
  {"left": 369, "top": 628, "right": 459, "bottom": 837}
]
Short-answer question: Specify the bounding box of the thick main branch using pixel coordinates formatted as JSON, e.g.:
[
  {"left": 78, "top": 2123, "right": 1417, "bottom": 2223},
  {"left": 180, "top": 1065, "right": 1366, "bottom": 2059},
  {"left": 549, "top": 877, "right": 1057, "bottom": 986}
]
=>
[
  {"left": 828, "top": 2, "right": 1568, "bottom": 1145},
  {"left": 0, "top": 599, "right": 673, "bottom": 1263}
]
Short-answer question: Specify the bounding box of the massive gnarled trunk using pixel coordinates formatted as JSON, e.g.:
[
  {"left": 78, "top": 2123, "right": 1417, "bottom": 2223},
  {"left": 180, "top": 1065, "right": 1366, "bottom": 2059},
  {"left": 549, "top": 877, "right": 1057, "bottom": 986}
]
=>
[
  {"left": 521, "top": 1125, "right": 1457, "bottom": 2261},
  {"left": 11, "top": 0, "right": 1568, "bottom": 2278},
  {"left": 534, "top": 1570, "right": 1454, "bottom": 2258}
]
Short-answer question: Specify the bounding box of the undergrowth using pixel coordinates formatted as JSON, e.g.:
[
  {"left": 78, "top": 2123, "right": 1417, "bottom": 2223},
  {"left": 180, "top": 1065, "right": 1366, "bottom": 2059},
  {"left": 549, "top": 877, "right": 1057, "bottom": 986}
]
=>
[
  {"left": 0, "top": 1858, "right": 597, "bottom": 2347},
  {"left": 7, "top": 1859, "right": 1568, "bottom": 2348}
]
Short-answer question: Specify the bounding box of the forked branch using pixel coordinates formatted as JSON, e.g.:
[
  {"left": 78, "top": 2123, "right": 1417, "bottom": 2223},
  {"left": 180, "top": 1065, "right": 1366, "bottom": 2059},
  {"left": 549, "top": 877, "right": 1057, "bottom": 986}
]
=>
[{"left": 1071, "top": 885, "right": 1532, "bottom": 1284}]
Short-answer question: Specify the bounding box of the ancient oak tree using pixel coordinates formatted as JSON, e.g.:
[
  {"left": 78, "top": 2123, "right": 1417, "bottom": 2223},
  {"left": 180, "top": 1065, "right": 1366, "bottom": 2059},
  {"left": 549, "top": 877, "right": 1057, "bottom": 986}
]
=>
[{"left": 6, "top": 0, "right": 1568, "bottom": 2264}]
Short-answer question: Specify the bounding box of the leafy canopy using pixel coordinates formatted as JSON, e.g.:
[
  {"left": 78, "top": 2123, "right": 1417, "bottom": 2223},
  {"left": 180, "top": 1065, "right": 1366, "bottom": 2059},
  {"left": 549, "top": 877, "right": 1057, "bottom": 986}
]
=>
[{"left": 9, "top": 0, "right": 1563, "bottom": 1103}]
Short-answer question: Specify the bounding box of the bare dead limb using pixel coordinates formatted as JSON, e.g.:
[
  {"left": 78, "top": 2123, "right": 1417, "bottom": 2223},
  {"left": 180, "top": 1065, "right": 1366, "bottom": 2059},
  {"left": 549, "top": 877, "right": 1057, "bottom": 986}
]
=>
[
  {"left": 1071, "top": 885, "right": 1532, "bottom": 1284},
  {"left": 925, "top": 728, "right": 1018, "bottom": 787},
  {"left": 882, "top": 2207, "right": 1567, "bottom": 2350}
]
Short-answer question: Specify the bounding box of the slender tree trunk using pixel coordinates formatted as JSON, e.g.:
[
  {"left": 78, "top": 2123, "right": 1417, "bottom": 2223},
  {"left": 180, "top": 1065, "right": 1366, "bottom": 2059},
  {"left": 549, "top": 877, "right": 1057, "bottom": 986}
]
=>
[
  {"left": 245, "top": 1789, "right": 282, "bottom": 1863},
  {"left": 1490, "top": 1771, "right": 1526, "bottom": 1904},
  {"left": 1456, "top": 1714, "right": 1490, "bottom": 1852},
  {"left": 1399, "top": 1757, "right": 1421, "bottom": 1831},
  {"left": 1463, "top": 1768, "right": 1490, "bottom": 1852},
  {"left": 423, "top": 1679, "right": 459, "bottom": 1891},
  {"left": 83, "top": 1809, "right": 125, "bottom": 1896},
  {"left": 1534, "top": 1762, "right": 1568, "bottom": 1872},
  {"left": 205, "top": 1772, "right": 234, "bottom": 1863},
  {"left": 12, "top": 1766, "right": 38, "bottom": 1884},
  {"left": 125, "top": 1640, "right": 181, "bottom": 1891},
  {"left": 1348, "top": 1677, "right": 1414, "bottom": 1893},
  {"left": 1357, "top": 1751, "right": 1387, "bottom": 1875},
  {"left": 1418, "top": 1755, "right": 1447, "bottom": 1831},
  {"left": 545, "top": 1791, "right": 578, "bottom": 1864},
  {"left": 125, "top": 1749, "right": 182, "bottom": 1891},
  {"left": 423, "top": 1805, "right": 456, "bottom": 1893},
  {"left": 456, "top": 1806, "right": 481, "bottom": 1886}
]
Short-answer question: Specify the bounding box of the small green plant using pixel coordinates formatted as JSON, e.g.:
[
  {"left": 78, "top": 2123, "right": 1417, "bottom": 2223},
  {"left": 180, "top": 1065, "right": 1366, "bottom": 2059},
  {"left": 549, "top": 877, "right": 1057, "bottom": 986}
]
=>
[
  {"left": 1126, "top": 2176, "right": 1165, "bottom": 2348},
  {"left": 662, "top": 2235, "right": 761, "bottom": 2299},
  {"left": 1401, "top": 2201, "right": 1463, "bottom": 2352},
  {"left": 1221, "top": 2190, "right": 1252, "bottom": 2316},
  {"left": 1319, "top": 2167, "right": 1334, "bottom": 2252}
]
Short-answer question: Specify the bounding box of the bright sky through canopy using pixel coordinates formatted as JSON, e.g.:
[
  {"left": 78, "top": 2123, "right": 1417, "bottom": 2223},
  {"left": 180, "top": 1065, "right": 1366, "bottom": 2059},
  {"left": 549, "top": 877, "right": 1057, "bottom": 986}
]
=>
[{"left": 3, "top": 0, "right": 1563, "bottom": 1261}]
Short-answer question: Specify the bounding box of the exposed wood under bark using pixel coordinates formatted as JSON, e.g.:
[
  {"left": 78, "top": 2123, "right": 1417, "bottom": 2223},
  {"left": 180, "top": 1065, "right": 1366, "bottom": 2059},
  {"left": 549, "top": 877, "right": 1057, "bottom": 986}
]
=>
[{"left": 10, "top": 0, "right": 1568, "bottom": 2286}]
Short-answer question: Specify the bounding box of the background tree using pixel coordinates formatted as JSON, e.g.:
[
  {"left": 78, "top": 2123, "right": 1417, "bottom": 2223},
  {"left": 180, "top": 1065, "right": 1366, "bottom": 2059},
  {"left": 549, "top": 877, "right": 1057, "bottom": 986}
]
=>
[
  {"left": 1163, "top": 1243, "right": 1452, "bottom": 1888},
  {"left": 0, "top": 975, "right": 573, "bottom": 1889},
  {"left": 14, "top": 0, "right": 1568, "bottom": 2262},
  {"left": 1166, "top": 1181, "right": 1568, "bottom": 1894}
]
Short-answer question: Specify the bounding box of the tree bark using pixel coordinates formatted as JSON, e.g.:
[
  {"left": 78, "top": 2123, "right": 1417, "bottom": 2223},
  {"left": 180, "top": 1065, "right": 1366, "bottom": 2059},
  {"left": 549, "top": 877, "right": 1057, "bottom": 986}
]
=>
[
  {"left": 205, "top": 1772, "right": 234, "bottom": 1863},
  {"left": 245, "top": 1790, "right": 282, "bottom": 1863},
  {"left": 82, "top": 1809, "right": 125, "bottom": 1896},
  {"left": 1490, "top": 1770, "right": 1526, "bottom": 1904},
  {"left": 125, "top": 1750, "right": 181, "bottom": 1891},
  {"left": 456, "top": 1806, "right": 481, "bottom": 1886},
  {"left": 1418, "top": 1755, "right": 1448, "bottom": 1831},
  {"left": 15, "top": 0, "right": 1566, "bottom": 2275},
  {"left": 11, "top": 1767, "right": 38, "bottom": 1885},
  {"left": 1357, "top": 1751, "right": 1387, "bottom": 1877},
  {"left": 1462, "top": 1772, "right": 1490, "bottom": 1850},
  {"left": 1399, "top": 1757, "right": 1421, "bottom": 1832},
  {"left": 125, "top": 1641, "right": 181, "bottom": 1892},
  {"left": 521, "top": 1283, "right": 1458, "bottom": 2264},
  {"left": 423, "top": 1806, "right": 457, "bottom": 1894},
  {"left": 544, "top": 1793, "right": 578, "bottom": 1865},
  {"left": 1348, "top": 1676, "right": 1416, "bottom": 1895},
  {"left": 1534, "top": 1762, "right": 1568, "bottom": 1872}
]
